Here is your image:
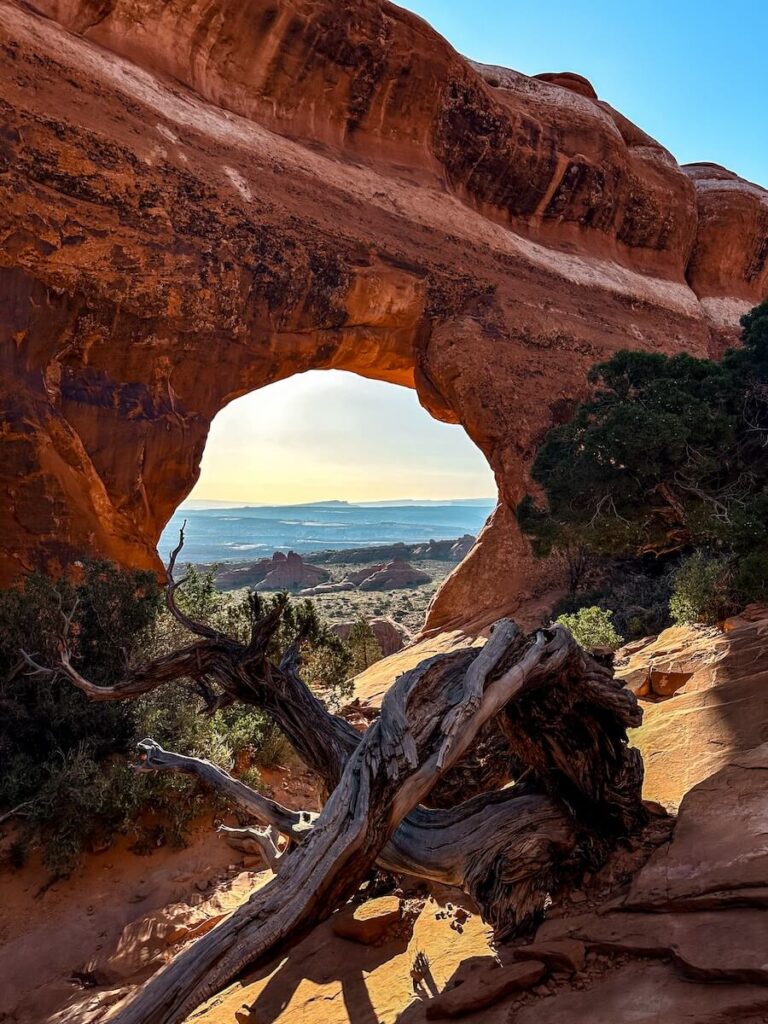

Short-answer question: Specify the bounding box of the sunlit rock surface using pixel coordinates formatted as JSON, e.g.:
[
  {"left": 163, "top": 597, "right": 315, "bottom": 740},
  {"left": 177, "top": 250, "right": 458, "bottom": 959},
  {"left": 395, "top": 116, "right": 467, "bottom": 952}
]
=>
[{"left": 620, "top": 608, "right": 768, "bottom": 809}]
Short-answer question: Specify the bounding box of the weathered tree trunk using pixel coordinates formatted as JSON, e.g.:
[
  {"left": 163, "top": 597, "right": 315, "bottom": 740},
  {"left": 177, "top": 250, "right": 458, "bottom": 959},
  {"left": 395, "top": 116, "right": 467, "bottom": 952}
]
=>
[{"left": 24, "top": 533, "right": 646, "bottom": 1023}]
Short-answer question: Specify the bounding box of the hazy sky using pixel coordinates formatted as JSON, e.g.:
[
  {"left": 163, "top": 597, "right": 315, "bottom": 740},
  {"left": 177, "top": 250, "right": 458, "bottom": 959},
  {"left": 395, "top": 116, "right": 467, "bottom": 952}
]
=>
[
  {"left": 191, "top": 2, "right": 765, "bottom": 505},
  {"left": 191, "top": 372, "right": 496, "bottom": 503}
]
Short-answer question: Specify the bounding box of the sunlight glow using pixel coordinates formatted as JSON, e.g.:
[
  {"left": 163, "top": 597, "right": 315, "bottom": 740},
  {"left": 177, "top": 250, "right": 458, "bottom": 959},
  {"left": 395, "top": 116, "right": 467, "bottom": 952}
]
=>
[{"left": 188, "top": 371, "right": 496, "bottom": 504}]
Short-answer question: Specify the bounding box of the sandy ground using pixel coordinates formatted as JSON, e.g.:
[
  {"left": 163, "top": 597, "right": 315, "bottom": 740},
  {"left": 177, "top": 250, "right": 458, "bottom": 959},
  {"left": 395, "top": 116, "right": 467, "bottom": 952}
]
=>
[
  {"left": 0, "top": 764, "right": 319, "bottom": 1024},
  {"left": 0, "top": 820, "right": 236, "bottom": 1023}
]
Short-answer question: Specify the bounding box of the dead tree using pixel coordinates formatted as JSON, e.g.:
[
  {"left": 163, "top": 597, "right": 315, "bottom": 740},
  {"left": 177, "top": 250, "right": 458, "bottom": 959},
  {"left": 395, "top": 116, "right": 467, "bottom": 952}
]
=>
[{"left": 23, "top": 531, "right": 646, "bottom": 1024}]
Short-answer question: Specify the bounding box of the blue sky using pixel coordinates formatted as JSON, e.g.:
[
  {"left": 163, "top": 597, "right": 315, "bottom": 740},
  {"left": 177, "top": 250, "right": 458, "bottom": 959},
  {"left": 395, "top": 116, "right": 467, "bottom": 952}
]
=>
[
  {"left": 398, "top": 0, "right": 767, "bottom": 186},
  {"left": 192, "top": 4, "right": 765, "bottom": 505}
]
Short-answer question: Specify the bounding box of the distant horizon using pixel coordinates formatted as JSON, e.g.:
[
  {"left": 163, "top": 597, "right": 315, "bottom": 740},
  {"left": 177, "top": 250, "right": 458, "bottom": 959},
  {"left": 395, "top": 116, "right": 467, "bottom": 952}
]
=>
[
  {"left": 161, "top": 495, "right": 495, "bottom": 564},
  {"left": 181, "top": 496, "right": 497, "bottom": 509}
]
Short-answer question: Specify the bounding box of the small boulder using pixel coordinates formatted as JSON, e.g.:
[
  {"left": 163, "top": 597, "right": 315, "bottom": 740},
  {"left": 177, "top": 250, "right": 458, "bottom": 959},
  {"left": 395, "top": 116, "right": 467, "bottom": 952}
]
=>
[
  {"left": 332, "top": 617, "right": 410, "bottom": 656},
  {"left": 358, "top": 559, "right": 431, "bottom": 591},
  {"left": 514, "top": 939, "right": 586, "bottom": 974},
  {"left": 425, "top": 960, "right": 545, "bottom": 1019},
  {"left": 331, "top": 896, "right": 402, "bottom": 945}
]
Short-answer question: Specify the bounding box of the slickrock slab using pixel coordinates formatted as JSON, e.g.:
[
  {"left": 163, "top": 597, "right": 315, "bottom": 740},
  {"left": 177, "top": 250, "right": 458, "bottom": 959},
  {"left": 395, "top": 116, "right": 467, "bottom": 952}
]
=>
[
  {"left": 512, "top": 938, "right": 585, "bottom": 974},
  {"left": 425, "top": 960, "right": 545, "bottom": 1019},
  {"left": 515, "top": 962, "right": 768, "bottom": 1024},
  {"left": 190, "top": 893, "right": 497, "bottom": 1024},
  {"left": 626, "top": 743, "right": 768, "bottom": 910},
  {"left": 332, "top": 896, "right": 403, "bottom": 945},
  {"left": 536, "top": 909, "right": 768, "bottom": 983},
  {"left": 358, "top": 559, "right": 431, "bottom": 591},
  {"left": 624, "top": 616, "right": 768, "bottom": 809}
]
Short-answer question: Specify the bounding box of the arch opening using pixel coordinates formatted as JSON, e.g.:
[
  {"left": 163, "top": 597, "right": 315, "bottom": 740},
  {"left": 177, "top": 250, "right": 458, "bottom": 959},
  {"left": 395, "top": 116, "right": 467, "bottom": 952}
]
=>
[{"left": 159, "top": 370, "right": 497, "bottom": 637}]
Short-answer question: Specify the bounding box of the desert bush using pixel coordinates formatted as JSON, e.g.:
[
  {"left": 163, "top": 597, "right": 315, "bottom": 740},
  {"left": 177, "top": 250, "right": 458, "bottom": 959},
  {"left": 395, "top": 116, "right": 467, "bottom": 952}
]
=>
[
  {"left": 347, "top": 617, "right": 383, "bottom": 673},
  {"left": 519, "top": 299, "right": 768, "bottom": 614},
  {"left": 552, "top": 557, "right": 673, "bottom": 641},
  {"left": 555, "top": 606, "right": 625, "bottom": 651},
  {"left": 0, "top": 563, "right": 161, "bottom": 812},
  {"left": 669, "top": 552, "right": 740, "bottom": 625},
  {"left": 0, "top": 564, "right": 352, "bottom": 875}
]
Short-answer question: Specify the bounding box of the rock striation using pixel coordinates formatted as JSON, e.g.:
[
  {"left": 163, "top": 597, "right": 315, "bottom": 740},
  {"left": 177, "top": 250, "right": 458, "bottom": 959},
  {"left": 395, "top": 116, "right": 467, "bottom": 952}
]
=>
[
  {"left": 537, "top": 745, "right": 768, "bottom": 997},
  {"left": 0, "top": 0, "right": 766, "bottom": 634},
  {"left": 622, "top": 608, "right": 768, "bottom": 808}
]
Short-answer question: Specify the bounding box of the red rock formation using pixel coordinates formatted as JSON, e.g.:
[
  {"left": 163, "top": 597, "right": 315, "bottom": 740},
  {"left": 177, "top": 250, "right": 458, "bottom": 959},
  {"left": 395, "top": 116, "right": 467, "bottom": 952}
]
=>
[
  {"left": 449, "top": 535, "right": 475, "bottom": 562},
  {"left": 357, "top": 558, "right": 431, "bottom": 591},
  {"left": 620, "top": 610, "right": 768, "bottom": 809},
  {"left": 213, "top": 552, "right": 329, "bottom": 591},
  {"left": 0, "top": 0, "right": 766, "bottom": 634},
  {"left": 298, "top": 581, "right": 356, "bottom": 597},
  {"left": 342, "top": 565, "right": 386, "bottom": 587},
  {"left": 331, "top": 617, "right": 409, "bottom": 657}
]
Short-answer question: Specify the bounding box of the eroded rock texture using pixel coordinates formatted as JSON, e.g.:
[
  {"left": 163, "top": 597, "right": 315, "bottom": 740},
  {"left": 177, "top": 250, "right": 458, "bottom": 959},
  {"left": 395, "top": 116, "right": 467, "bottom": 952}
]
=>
[{"left": 1, "top": 0, "right": 766, "bottom": 631}]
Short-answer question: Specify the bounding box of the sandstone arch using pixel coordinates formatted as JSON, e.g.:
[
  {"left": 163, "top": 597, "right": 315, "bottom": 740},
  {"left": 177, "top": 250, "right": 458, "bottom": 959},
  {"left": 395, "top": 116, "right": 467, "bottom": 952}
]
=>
[{"left": 1, "top": 0, "right": 766, "bottom": 633}]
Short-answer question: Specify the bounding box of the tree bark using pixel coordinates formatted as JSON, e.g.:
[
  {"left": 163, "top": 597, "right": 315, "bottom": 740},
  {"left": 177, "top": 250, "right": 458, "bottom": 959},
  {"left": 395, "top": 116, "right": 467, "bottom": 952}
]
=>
[
  {"left": 34, "top": 539, "right": 647, "bottom": 1023},
  {"left": 45, "top": 618, "right": 646, "bottom": 1024},
  {"left": 104, "top": 621, "right": 616, "bottom": 1024}
]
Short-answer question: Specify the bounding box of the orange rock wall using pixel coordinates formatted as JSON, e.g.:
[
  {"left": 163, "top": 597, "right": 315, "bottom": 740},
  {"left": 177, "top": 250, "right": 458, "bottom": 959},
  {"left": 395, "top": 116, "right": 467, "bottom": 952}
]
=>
[{"left": 1, "top": 0, "right": 766, "bottom": 632}]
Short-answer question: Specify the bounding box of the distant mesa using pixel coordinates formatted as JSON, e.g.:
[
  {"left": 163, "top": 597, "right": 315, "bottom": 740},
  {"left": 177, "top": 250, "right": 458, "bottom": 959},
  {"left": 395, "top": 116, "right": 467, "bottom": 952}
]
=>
[
  {"left": 410, "top": 534, "right": 475, "bottom": 562},
  {"left": 298, "top": 581, "right": 357, "bottom": 597},
  {"left": 211, "top": 538, "right": 473, "bottom": 594},
  {"left": 311, "top": 536, "right": 477, "bottom": 566},
  {"left": 343, "top": 564, "right": 387, "bottom": 586},
  {"left": 299, "top": 558, "right": 432, "bottom": 597},
  {"left": 450, "top": 534, "right": 476, "bottom": 562},
  {"left": 214, "top": 552, "right": 330, "bottom": 592}
]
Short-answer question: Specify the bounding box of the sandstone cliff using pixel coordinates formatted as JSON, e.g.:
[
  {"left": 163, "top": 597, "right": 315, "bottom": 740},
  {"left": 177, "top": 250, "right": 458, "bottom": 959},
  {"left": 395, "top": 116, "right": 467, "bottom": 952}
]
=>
[{"left": 1, "top": 0, "right": 766, "bottom": 632}]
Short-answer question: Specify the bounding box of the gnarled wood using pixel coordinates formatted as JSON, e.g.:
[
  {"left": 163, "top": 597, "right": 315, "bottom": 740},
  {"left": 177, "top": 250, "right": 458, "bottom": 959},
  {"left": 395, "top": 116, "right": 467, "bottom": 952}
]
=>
[
  {"left": 104, "top": 621, "right": 615, "bottom": 1024},
  {"left": 34, "top": 536, "right": 647, "bottom": 1023}
]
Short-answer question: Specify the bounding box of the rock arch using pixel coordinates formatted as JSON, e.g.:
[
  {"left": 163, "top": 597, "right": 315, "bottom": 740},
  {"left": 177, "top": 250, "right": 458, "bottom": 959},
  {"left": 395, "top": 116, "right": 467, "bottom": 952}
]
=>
[{"left": 1, "top": 0, "right": 766, "bottom": 633}]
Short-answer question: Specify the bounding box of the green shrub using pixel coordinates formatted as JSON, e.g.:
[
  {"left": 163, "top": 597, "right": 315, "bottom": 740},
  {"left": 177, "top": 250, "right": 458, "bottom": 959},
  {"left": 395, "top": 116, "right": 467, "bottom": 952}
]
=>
[
  {"left": 347, "top": 617, "right": 383, "bottom": 673},
  {"left": 669, "top": 552, "right": 739, "bottom": 625},
  {"left": 552, "top": 558, "right": 673, "bottom": 642},
  {"left": 519, "top": 299, "right": 768, "bottom": 615},
  {"left": 0, "top": 563, "right": 353, "bottom": 875},
  {"left": 555, "top": 606, "right": 625, "bottom": 651},
  {"left": 0, "top": 563, "right": 161, "bottom": 812}
]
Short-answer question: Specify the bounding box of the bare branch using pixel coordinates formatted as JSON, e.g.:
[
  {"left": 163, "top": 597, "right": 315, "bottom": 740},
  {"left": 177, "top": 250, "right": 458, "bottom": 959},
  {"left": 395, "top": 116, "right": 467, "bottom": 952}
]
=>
[
  {"left": 164, "top": 524, "right": 223, "bottom": 641},
  {"left": 135, "top": 739, "right": 316, "bottom": 842},
  {"left": 19, "top": 650, "right": 56, "bottom": 677},
  {"left": 217, "top": 824, "right": 284, "bottom": 871},
  {"left": 0, "top": 800, "right": 35, "bottom": 826},
  {"left": 105, "top": 619, "right": 643, "bottom": 1024},
  {"left": 56, "top": 644, "right": 217, "bottom": 701}
]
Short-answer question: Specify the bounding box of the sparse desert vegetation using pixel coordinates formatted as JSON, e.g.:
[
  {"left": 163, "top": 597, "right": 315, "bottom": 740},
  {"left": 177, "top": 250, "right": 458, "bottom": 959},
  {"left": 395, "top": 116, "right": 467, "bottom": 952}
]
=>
[{"left": 274, "top": 558, "right": 455, "bottom": 635}]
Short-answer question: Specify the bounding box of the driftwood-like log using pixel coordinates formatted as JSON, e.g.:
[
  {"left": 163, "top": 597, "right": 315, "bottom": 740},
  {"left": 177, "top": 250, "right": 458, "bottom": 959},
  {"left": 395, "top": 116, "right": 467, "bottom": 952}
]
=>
[
  {"left": 26, "top": 531, "right": 646, "bottom": 1023},
  {"left": 103, "top": 621, "right": 619, "bottom": 1024}
]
